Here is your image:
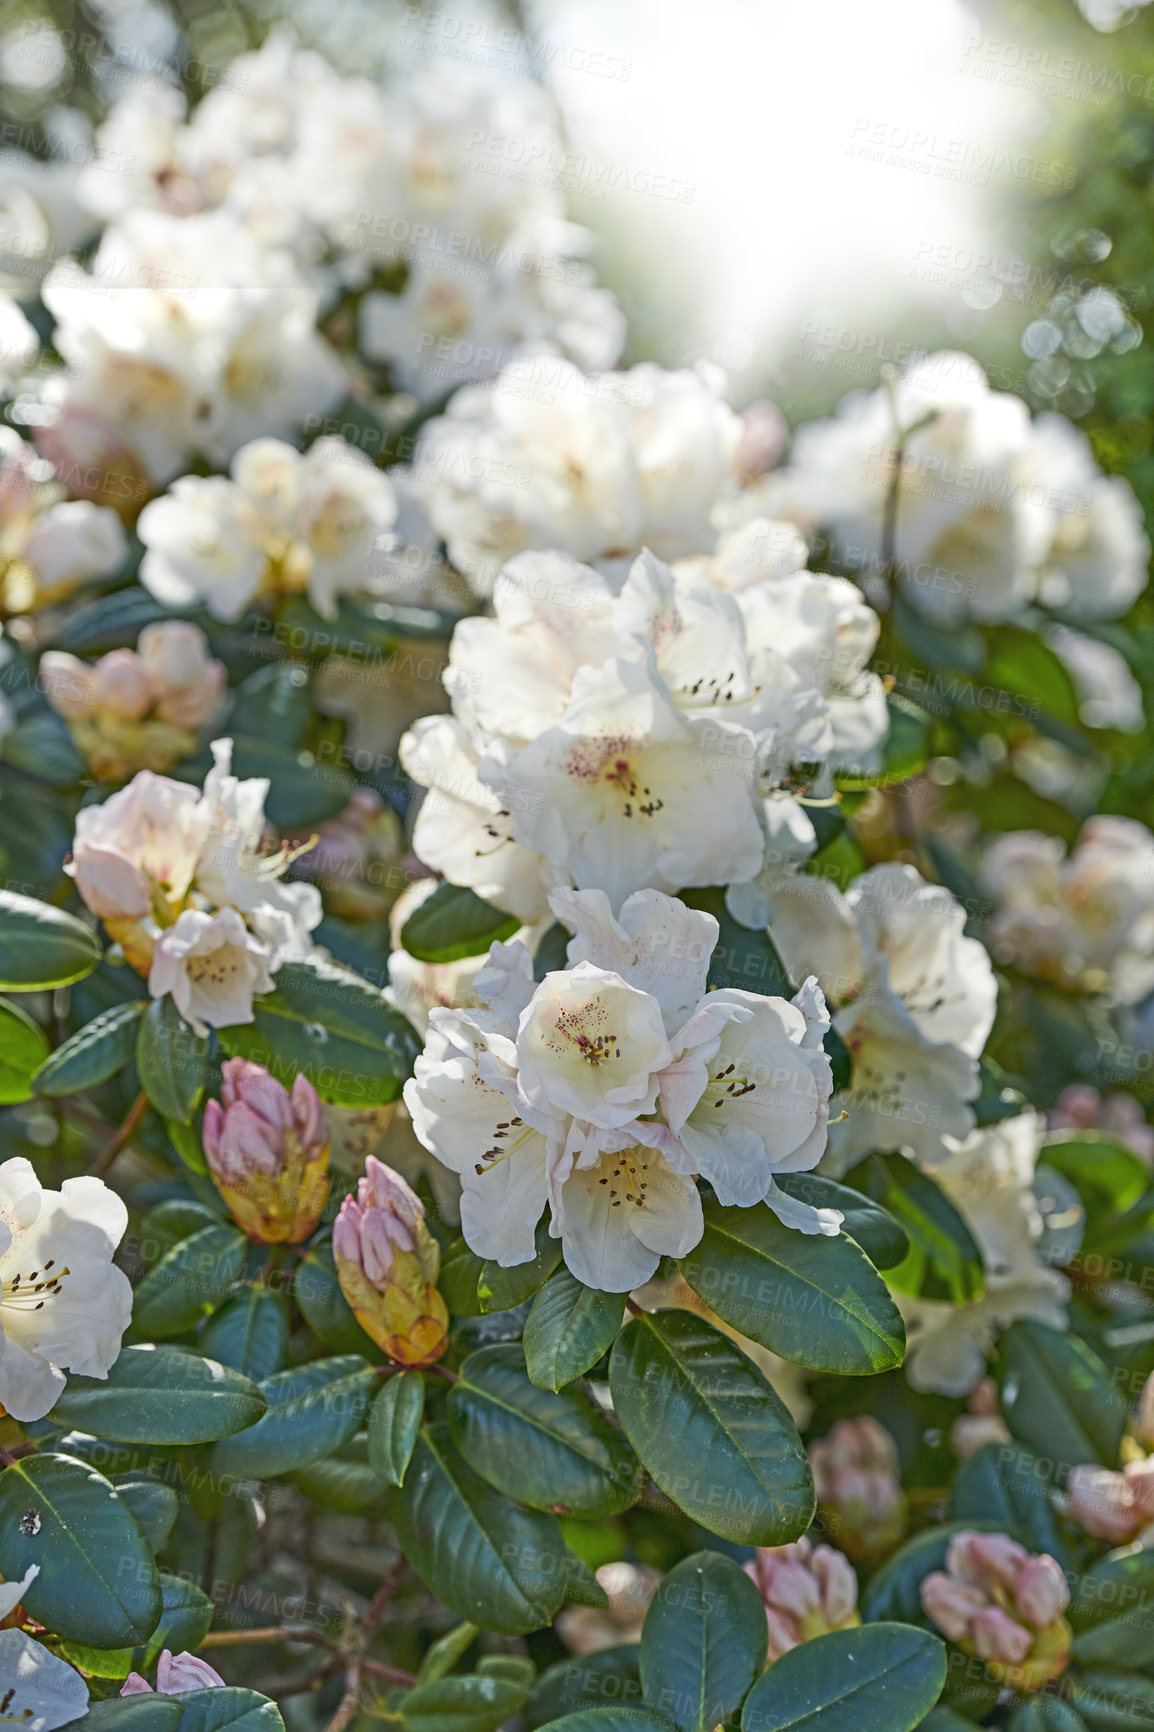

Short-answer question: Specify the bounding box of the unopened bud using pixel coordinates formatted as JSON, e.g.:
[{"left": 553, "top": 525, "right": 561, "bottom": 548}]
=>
[
  {"left": 202, "top": 1059, "right": 330, "bottom": 1244},
  {"left": 920, "top": 1530, "right": 1071, "bottom": 1693},
  {"left": 745, "top": 1538, "right": 860, "bottom": 1663},
  {"left": 122, "top": 1650, "right": 226, "bottom": 1694},
  {"left": 809, "top": 1416, "right": 908, "bottom": 1562},
  {"left": 333, "top": 1157, "right": 449, "bottom": 1366}
]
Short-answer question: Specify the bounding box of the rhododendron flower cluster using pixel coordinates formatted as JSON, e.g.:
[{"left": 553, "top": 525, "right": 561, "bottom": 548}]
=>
[
  {"left": 921, "top": 1532, "right": 1071, "bottom": 1693},
  {"left": 68, "top": 736, "right": 320, "bottom": 1030},
  {"left": 405, "top": 886, "right": 835, "bottom": 1290},
  {"left": 745, "top": 1538, "right": 860, "bottom": 1660}
]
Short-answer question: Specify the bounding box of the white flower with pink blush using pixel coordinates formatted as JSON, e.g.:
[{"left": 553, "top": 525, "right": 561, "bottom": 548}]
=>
[
  {"left": 405, "top": 887, "right": 835, "bottom": 1291},
  {"left": 149, "top": 905, "right": 276, "bottom": 1036},
  {"left": 68, "top": 770, "right": 208, "bottom": 924}
]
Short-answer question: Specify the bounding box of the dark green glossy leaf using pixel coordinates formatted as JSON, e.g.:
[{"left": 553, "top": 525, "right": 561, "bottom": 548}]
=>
[
  {"left": 639, "top": 1550, "right": 767, "bottom": 1732},
  {"left": 391, "top": 1423, "right": 581, "bottom": 1634},
  {"left": 136, "top": 994, "right": 206, "bottom": 1124},
  {"left": 217, "top": 956, "right": 419, "bottom": 1106},
  {"left": 948, "top": 1442, "right": 1066, "bottom": 1565},
  {"left": 608, "top": 1309, "right": 813, "bottom": 1545},
  {"left": 368, "top": 1369, "right": 425, "bottom": 1486},
  {"left": 679, "top": 1197, "right": 905, "bottom": 1374},
  {"left": 0, "top": 1452, "right": 161, "bottom": 1647},
  {"left": 401, "top": 1673, "right": 530, "bottom": 1732},
  {"left": 679, "top": 887, "right": 792, "bottom": 996},
  {"left": 132, "top": 1222, "right": 247, "bottom": 1336},
  {"left": 0, "top": 889, "right": 101, "bottom": 989},
  {"left": 449, "top": 1344, "right": 640, "bottom": 1518},
  {"left": 998, "top": 1321, "right": 1126, "bottom": 1473},
  {"left": 524, "top": 1271, "right": 626, "bottom": 1390},
  {"left": 1069, "top": 1551, "right": 1154, "bottom": 1669},
  {"left": 525, "top": 1648, "right": 643, "bottom": 1730},
  {"left": 49, "top": 1346, "right": 267, "bottom": 1444},
  {"left": 774, "top": 1173, "right": 909, "bottom": 1271},
  {"left": 33, "top": 999, "right": 145, "bottom": 1096},
  {"left": 402, "top": 882, "right": 520, "bottom": 964},
  {"left": 1069, "top": 1671, "right": 1154, "bottom": 1732},
  {"left": 845, "top": 1153, "right": 984, "bottom": 1305},
  {"left": 294, "top": 1239, "right": 381, "bottom": 1356},
  {"left": 210, "top": 1355, "right": 376, "bottom": 1480},
  {"left": 111, "top": 1476, "right": 179, "bottom": 1551},
  {"left": 200, "top": 1287, "right": 290, "bottom": 1383},
  {"left": 740, "top": 1623, "right": 946, "bottom": 1732}
]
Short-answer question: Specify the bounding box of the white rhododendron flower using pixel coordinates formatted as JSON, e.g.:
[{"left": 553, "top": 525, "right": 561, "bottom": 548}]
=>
[
  {"left": 149, "top": 905, "right": 276, "bottom": 1036},
  {"left": 762, "top": 350, "right": 1149, "bottom": 626},
  {"left": 982, "top": 815, "right": 1154, "bottom": 1004},
  {"left": 69, "top": 738, "right": 320, "bottom": 1026},
  {"left": 0, "top": 1628, "right": 90, "bottom": 1731},
  {"left": 762, "top": 863, "right": 997, "bottom": 1171},
  {"left": 413, "top": 356, "right": 744, "bottom": 593},
  {"left": 139, "top": 435, "right": 400, "bottom": 621},
  {"left": 0, "top": 291, "right": 38, "bottom": 389},
  {"left": 0, "top": 1159, "right": 133, "bottom": 1420},
  {"left": 899, "top": 1114, "right": 1069, "bottom": 1396},
  {"left": 42, "top": 209, "right": 345, "bottom": 482},
  {"left": 402, "top": 545, "right": 888, "bottom": 912},
  {"left": 405, "top": 888, "right": 835, "bottom": 1290}
]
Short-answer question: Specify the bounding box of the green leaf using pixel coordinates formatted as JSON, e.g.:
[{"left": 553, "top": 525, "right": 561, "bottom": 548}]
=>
[
  {"left": 608, "top": 1309, "right": 813, "bottom": 1545},
  {"left": 1040, "top": 1133, "right": 1147, "bottom": 1216},
  {"left": 200, "top": 1287, "right": 290, "bottom": 1382},
  {"left": 1008, "top": 1701, "right": 1090, "bottom": 1732},
  {"left": 740, "top": 1623, "right": 946, "bottom": 1732},
  {"left": 33, "top": 999, "right": 145, "bottom": 1096},
  {"left": 402, "top": 882, "right": 520, "bottom": 964},
  {"left": 368, "top": 1369, "right": 425, "bottom": 1486},
  {"left": 639, "top": 1550, "right": 767, "bottom": 1732},
  {"left": 892, "top": 596, "right": 987, "bottom": 673},
  {"left": 288, "top": 1433, "right": 386, "bottom": 1512},
  {"left": 49, "top": 1345, "right": 267, "bottom": 1444},
  {"left": 440, "top": 1218, "right": 563, "bottom": 1317},
  {"left": 532, "top": 1715, "right": 673, "bottom": 1732},
  {"left": 679, "top": 887, "right": 792, "bottom": 996},
  {"left": 524, "top": 1271, "right": 626, "bottom": 1390},
  {"left": 861, "top": 1524, "right": 999, "bottom": 1625},
  {"left": 1069, "top": 1672, "right": 1154, "bottom": 1732},
  {"left": 0, "top": 889, "right": 102, "bottom": 989},
  {"left": 217, "top": 956, "right": 419, "bottom": 1106},
  {"left": 983, "top": 626, "right": 1081, "bottom": 728},
  {"left": 391, "top": 1423, "right": 578, "bottom": 1634},
  {"left": 165, "top": 1116, "right": 208, "bottom": 1176},
  {"left": 774, "top": 1174, "right": 909, "bottom": 1271},
  {"left": 416, "top": 1622, "right": 480, "bottom": 1685},
  {"left": 1069, "top": 1551, "right": 1154, "bottom": 1669},
  {"left": 0, "top": 1451, "right": 161, "bottom": 1647},
  {"left": 678, "top": 1197, "right": 905, "bottom": 1374},
  {"left": 401, "top": 1673, "right": 530, "bottom": 1732},
  {"left": 845, "top": 1153, "right": 984, "bottom": 1305},
  {"left": 228, "top": 662, "right": 312, "bottom": 747},
  {"left": 136, "top": 994, "right": 206, "bottom": 1124},
  {"left": 210, "top": 1355, "right": 376, "bottom": 1480},
  {"left": 62, "top": 1700, "right": 184, "bottom": 1731},
  {"left": 0, "top": 995, "right": 49, "bottom": 1103},
  {"left": 111, "top": 1476, "right": 179, "bottom": 1551},
  {"left": 132, "top": 1223, "right": 247, "bottom": 1337},
  {"left": 998, "top": 1320, "right": 1126, "bottom": 1472},
  {"left": 448, "top": 1343, "right": 641, "bottom": 1518},
  {"left": 294, "top": 1239, "right": 382, "bottom": 1356},
  {"left": 948, "top": 1442, "right": 1067, "bottom": 1564},
  {"left": 525, "top": 1648, "right": 643, "bottom": 1730},
  {"left": 172, "top": 1689, "right": 285, "bottom": 1732}
]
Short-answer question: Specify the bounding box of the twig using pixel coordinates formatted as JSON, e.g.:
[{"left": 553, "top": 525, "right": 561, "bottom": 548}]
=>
[
  {"left": 201, "top": 1625, "right": 339, "bottom": 1653},
  {"left": 89, "top": 1089, "right": 149, "bottom": 1176},
  {"left": 625, "top": 1297, "right": 645, "bottom": 1318},
  {"left": 323, "top": 1555, "right": 408, "bottom": 1732}
]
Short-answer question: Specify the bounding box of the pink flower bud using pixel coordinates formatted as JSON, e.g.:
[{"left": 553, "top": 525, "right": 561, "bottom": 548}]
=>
[
  {"left": 735, "top": 400, "right": 787, "bottom": 480},
  {"left": 947, "top": 1530, "right": 1028, "bottom": 1595},
  {"left": 1126, "top": 1458, "right": 1154, "bottom": 1520},
  {"left": 971, "top": 1607, "right": 1034, "bottom": 1667},
  {"left": 809, "top": 1417, "right": 908, "bottom": 1562},
  {"left": 1065, "top": 1464, "right": 1142, "bottom": 1543},
  {"left": 121, "top": 1650, "right": 225, "bottom": 1694},
  {"left": 40, "top": 651, "right": 100, "bottom": 720},
  {"left": 745, "top": 1538, "right": 859, "bottom": 1661},
  {"left": 333, "top": 1157, "right": 448, "bottom": 1367},
  {"left": 1015, "top": 1555, "right": 1069, "bottom": 1630},
  {"left": 920, "top": 1572, "right": 988, "bottom": 1643},
  {"left": 811, "top": 1545, "right": 858, "bottom": 1627},
  {"left": 93, "top": 649, "right": 153, "bottom": 720},
  {"left": 139, "top": 621, "right": 227, "bottom": 729},
  {"left": 203, "top": 1060, "right": 329, "bottom": 1245}
]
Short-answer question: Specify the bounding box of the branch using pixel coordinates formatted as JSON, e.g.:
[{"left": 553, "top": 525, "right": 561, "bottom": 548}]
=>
[
  {"left": 89, "top": 1089, "right": 149, "bottom": 1177},
  {"left": 201, "top": 1625, "right": 339, "bottom": 1654},
  {"left": 323, "top": 1556, "right": 409, "bottom": 1732}
]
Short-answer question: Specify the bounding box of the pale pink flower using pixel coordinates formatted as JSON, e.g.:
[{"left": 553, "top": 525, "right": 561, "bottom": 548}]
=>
[
  {"left": 122, "top": 1649, "right": 225, "bottom": 1694},
  {"left": 745, "top": 1537, "right": 859, "bottom": 1662}
]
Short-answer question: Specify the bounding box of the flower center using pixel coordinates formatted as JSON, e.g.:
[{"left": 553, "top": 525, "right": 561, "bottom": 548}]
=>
[
  {"left": 2, "top": 1258, "right": 69, "bottom": 1311},
  {"left": 186, "top": 945, "right": 246, "bottom": 989},
  {"left": 706, "top": 1059, "right": 757, "bottom": 1107},
  {"left": 595, "top": 1147, "right": 652, "bottom": 1209},
  {"left": 549, "top": 1000, "right": 621, "bottom": 1067}
]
